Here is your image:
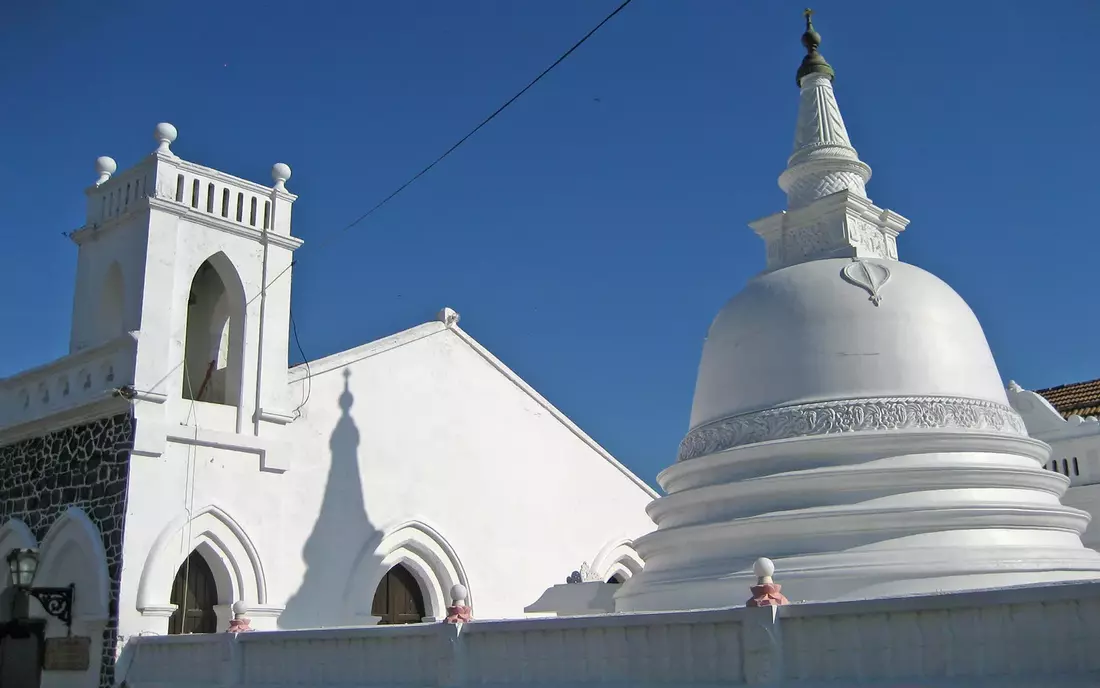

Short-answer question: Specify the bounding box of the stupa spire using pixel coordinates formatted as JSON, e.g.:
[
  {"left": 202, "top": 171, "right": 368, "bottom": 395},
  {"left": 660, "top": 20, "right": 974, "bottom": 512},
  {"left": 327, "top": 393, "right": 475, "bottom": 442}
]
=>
[
  {"left": 778, "top": 10, "right": 871, "bottom": 210},
  {"left": 749, "top": 11, "right": 908, "bottom": 272}
]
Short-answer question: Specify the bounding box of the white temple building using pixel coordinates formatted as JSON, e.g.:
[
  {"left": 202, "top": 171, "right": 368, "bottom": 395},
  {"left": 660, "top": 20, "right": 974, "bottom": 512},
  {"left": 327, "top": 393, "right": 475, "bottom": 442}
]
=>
[
  {"left": 1008, "top": 378, "right": 1100, "bottom": 550},
  {"left": 610, "top": 14, "right": 1100, "bottom": 612},
  {"left": 6, "top": 10, "right": 1100, "bottom": 688},
  {"left": 0, "top": 120, "right": 655, "bottom": 687}
]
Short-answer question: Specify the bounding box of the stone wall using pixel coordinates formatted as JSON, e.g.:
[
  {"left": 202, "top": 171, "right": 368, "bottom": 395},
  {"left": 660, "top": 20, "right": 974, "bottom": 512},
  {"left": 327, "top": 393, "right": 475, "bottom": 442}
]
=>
[{"left": 0, "top": 412, "right": 133, "bottom": 688}]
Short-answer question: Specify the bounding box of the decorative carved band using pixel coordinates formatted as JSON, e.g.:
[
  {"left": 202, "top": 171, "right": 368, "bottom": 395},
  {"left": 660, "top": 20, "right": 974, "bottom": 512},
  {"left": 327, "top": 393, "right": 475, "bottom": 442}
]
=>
[{"left": 678, "top": 396, "right": 1028, "bottom": 462}]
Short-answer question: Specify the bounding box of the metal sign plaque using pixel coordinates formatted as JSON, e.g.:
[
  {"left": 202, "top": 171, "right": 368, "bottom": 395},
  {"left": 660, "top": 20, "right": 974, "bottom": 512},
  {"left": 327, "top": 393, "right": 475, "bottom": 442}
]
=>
[{"left": 43, "top": 636, "right": 91, "bottom": 672}]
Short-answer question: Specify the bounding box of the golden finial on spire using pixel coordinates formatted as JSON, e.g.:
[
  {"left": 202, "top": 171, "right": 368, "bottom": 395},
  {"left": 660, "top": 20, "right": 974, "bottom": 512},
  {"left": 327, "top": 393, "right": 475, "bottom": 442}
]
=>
[{"left": 803, "top": 7, "right": 814, "bottom": 27}]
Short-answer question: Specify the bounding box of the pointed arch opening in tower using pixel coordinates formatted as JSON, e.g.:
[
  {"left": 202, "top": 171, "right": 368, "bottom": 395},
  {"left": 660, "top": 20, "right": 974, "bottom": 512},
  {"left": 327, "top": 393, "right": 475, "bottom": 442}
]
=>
[
  {"left": 168, "top": 551, "right": 219, "bottom": 634},
  {"left": 182, "top": 255, "right": 245, "bottom": 406},
  {"left": 96, "top": 262, "right": 126, "bottom": 344},
  {"left": 371, "top": 564, "right": 427, "bottom": 625}
]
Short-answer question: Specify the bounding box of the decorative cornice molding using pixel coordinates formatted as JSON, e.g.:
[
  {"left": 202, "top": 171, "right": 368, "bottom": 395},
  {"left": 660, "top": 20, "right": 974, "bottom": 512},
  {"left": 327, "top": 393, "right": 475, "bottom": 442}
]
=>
[
  {"left": 138, "top": 604, "right": 178, "bottom": 618},
  {"left": 749, "top": 189, "right": 910, "bottom": 271},
  {"left": 678, "top": 396, "right": 1028, "bottom": 462},
  {"left": 0, "top": 394, "right": 131, "bottom": 448},
  {"left": 256, "top": 407, "right": 297, "bottom": 425},
  {"left": 148, "top": 198, "right": 304, "bottom": 251}
]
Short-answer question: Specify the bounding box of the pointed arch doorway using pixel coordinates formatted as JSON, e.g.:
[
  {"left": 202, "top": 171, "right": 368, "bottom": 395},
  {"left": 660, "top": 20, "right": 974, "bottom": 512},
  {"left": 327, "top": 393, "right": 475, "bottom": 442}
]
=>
[
  {"left": 168, "top": 551, "right": 219, "bottom": 634},
  {"left": 371, "top": 564, "right": 426, "bottom": 625}
]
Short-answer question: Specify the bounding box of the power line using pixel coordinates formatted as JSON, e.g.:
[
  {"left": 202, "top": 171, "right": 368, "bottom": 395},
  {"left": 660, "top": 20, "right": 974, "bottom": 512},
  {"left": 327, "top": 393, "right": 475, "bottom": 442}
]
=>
[{"left": 246, "top": 0, "right": 635, "bottom": 308}]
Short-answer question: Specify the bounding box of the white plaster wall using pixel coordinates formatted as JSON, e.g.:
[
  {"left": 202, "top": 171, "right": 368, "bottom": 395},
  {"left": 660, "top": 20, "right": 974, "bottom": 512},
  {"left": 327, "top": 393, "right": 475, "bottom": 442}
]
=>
[
  {"left": 116, "top": 320, "right": 655, "bottom": 637},
  {"left": 119, "top": 579, "right": 1100, "bottom": 687},
  {"left": 69, "top": 212, "right": 149, "bottom": 353}
]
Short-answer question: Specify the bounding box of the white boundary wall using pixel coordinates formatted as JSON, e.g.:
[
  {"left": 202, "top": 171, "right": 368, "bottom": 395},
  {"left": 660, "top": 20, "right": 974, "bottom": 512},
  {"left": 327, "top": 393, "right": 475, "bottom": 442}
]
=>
[{"left": 118, "top": 580, "right": 1100, "bottom": 687}]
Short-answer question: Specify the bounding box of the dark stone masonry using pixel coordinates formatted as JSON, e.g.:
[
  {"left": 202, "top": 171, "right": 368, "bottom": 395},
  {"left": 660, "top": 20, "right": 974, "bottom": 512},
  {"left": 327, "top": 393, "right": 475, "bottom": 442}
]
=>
[{"left": 0, "top": 412, "right": 133, "bottom": 688}]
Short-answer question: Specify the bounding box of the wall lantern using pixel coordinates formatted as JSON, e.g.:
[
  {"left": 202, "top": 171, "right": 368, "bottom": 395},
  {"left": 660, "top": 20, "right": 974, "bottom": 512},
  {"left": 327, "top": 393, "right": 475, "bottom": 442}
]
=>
[{"left": 6, "top": 548, "right": 74, "bottom": 629}]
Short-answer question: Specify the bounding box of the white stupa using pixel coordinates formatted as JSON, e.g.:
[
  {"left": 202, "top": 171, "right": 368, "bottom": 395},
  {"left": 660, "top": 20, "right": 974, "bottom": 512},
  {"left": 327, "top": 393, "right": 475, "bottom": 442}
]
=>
[{"left": 616, "top": 13, "right": 1100, "bottom": 612}]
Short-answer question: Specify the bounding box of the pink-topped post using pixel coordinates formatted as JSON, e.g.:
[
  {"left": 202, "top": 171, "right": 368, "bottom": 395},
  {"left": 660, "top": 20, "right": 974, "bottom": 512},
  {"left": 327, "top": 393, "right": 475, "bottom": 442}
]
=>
[
  {"left": 227, "top": 600, "right": 254, "bottom": 633},
  {"left": 746, "top": 558, "right": 790, "bottom": 608},
  {"left": 444, "top": 584, "right": 473, "bottom": 624}
]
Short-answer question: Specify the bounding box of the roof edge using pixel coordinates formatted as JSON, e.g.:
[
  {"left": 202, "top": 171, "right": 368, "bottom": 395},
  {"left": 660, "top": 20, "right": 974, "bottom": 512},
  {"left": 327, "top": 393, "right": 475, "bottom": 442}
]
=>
[
  {"left": 446, "top": 324, "right": 659, "bottom": 499},
  {"left": 287, "top": 317, "right": 659, "bottom": 499},
  {"left": 288, "top": 321, "right": 444, "bottom": 381}
]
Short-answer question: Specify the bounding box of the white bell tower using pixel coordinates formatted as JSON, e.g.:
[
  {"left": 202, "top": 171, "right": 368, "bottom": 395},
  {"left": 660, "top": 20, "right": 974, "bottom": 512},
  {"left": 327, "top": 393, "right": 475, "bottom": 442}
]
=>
[{"left": 68, "top": 123, "right": 303, "bottom": 455}]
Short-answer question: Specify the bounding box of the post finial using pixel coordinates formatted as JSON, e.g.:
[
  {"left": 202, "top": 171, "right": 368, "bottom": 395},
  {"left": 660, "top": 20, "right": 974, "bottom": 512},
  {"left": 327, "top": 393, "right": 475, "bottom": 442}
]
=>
[
  {"left": 445, "top": 583, "right": 473, "bottom": 624},
  {"left": 272, "top": 162, "right": 292, "bottom": 191},
  {"left": 746, "top": 557, "right": 790, "bottom": 608},
  {"left": 154, "top": 123, "right": 178, "bottom": 155},
  {"left": 94, "top": 156, "right": 117, "bottom": 187},
  {"left": 796, "top": 9, "right": 834, "bottom": 85},
  {"left": 227, "top": 600, "right": 253, "bottom": 633}
]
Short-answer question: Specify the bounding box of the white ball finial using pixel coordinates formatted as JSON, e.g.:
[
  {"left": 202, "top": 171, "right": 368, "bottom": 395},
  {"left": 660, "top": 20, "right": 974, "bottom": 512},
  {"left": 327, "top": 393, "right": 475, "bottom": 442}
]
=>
[
  {"left": 753, "top": 557, "right": 775, "bottom": 581},
  {"left": 95, "top": 156, "right": 117, "bottom": 186},
  {"left": 450, "top": 583, "right": 468, "bottom": 604},
  {"left": 272, "top": 163, "right": 292, "bottom": 190},
  {"left": 436, "top": 307, "right": 460, "bottom": 327},
  {"left": 232, "top": 600, "right": 249, "bottom": 616},
  {"left": 154, "top": 122, "right": 178, "bottom": 154}
]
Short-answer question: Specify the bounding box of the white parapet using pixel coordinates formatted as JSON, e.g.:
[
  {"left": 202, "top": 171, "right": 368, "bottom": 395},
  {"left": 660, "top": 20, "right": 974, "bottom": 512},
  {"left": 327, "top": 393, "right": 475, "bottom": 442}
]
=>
[
  {"left": 0, "top": 333, "right": 139, "bottom": 435},
  {"left": 119, "top": 579, "right": 1100, "bottom": 687}
]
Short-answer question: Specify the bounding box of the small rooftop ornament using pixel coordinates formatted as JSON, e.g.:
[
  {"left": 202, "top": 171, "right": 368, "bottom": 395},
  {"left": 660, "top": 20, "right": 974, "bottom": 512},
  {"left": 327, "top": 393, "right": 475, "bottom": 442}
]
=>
[
  {"left": 796, "top": 8, "right": 834, "bottom": 85},
  {"left": 227, "top": 600, "right": 254, "bottom": 633},
  {"left": 94, "top": 156, "right": 117, "bottom": 186},
  {"left": 272, "top": 163, "right": 292, "bottom": 191},
  {"left": 746, "top": 557, "right": 789, "bottom": 608},
  {"left": 154, "top": 122, "right": 178, "bottom": 155},
  {"left": 444, "top": 584, "right": 473, "bottom": 624},
  {"left": 437, "top": 307, "right": 461, "bottom": 328}
]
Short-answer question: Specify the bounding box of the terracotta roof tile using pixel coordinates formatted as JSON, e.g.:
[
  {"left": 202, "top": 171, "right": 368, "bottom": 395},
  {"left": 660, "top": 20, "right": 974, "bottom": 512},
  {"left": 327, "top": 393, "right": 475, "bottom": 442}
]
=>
[{"left": 1035, "top": 378, "right": 1100, "bottom": 419}]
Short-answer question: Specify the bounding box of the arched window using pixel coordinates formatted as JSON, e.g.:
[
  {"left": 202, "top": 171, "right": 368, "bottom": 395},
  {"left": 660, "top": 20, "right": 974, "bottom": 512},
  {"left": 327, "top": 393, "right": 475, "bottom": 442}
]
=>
[
  {"left": 168, "top": 551, "right": 219, "bottom": 634},
  {"left": 96, "top": 263, "right": 126, "bottom": 344},
  {"left": 371, "top": 564, "right": 426, "bottom": 625},
  {"left": 607, "top": 574, "right": 625, "bottom": 584},
  {"left": 182, "top": 256, "right": 244, "bottom": 405}
]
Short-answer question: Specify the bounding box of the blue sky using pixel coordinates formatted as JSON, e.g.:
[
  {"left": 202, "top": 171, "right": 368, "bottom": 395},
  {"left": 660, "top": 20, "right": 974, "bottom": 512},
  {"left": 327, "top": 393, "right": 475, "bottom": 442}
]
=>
[{"left": 1, "top": 1, "right": 1096, "bottom": 486}]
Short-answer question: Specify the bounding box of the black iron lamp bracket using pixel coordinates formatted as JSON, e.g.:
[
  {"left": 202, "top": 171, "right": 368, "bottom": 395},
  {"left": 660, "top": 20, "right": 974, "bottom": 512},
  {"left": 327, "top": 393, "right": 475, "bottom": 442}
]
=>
[{"left": 26, "top": 584, "right": 74, "bottom": 628}]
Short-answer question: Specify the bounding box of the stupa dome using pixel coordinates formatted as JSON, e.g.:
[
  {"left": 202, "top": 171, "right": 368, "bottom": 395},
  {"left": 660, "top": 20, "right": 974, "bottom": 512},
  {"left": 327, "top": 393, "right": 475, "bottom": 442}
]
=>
[
  {"left": 689, "top": 258, "right": 1008, "bottom": 434},
  {"left": 614, "top": 12, "right": 1100, "bottom": 613}
]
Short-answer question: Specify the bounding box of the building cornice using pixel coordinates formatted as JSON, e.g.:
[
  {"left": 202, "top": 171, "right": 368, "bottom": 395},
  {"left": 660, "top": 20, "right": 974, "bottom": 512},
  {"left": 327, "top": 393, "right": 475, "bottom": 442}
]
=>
[
  {"left": 0, "top": 333, "right": 136, "bottom": 387},
  {"left": 0, "top": 393, "right": 131, "bottom": 448},
  {"left": 69, "top": 198, "right": 304, "bottom": 251},
  {"left": 149, "top": 198, "right": 304, "bottom": 250}
]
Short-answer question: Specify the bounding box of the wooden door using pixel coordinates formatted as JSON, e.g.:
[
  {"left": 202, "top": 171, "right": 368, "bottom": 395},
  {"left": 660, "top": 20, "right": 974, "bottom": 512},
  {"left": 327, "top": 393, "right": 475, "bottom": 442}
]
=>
[
  {"left": 0, "top": 620, "right": 44, "bottom": 688},
  {"left": 168, "top": 552, "right": 219, "bottom": 634},
  {"left": 371, "top": 564, "right": 426, "bottom": 625}
]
